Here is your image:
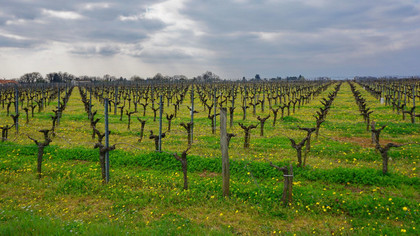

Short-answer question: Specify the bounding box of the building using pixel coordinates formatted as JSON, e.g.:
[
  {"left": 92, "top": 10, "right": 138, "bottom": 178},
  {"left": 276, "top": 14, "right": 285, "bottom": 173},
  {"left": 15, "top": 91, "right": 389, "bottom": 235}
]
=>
[{"left": 0, "top": 79, "right": 18, "bottom": 85}]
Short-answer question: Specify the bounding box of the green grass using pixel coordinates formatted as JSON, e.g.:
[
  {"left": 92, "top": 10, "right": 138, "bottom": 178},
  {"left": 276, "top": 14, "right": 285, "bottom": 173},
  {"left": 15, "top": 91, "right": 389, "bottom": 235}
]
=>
[{"left": 0, "top": 144, "right": 418, "bottom": 235}]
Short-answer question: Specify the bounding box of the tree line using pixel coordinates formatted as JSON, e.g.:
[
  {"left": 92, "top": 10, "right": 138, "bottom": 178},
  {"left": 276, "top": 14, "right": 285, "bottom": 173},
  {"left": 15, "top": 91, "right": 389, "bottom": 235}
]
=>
[{"left": 11, "top": 71, "right": 316, "bottom": 84}]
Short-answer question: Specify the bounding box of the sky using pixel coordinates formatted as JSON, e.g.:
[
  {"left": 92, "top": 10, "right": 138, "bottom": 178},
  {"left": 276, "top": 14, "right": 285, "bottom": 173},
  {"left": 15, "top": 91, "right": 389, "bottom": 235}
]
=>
[{"left": 1, "top": 0, "right": 420, "bottom": 80}]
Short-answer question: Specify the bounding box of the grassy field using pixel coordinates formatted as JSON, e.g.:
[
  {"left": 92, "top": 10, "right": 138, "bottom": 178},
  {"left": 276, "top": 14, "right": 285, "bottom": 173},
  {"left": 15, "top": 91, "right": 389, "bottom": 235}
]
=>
[{"left": 0, "top": 81, "right": 419, "bottom": 235}]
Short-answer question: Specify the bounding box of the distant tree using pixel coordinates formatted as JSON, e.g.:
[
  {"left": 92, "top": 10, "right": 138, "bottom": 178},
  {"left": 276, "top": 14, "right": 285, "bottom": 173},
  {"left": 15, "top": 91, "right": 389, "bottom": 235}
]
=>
[
  {"left": 46, "top": 73, "right": 60, "bottom": 83},
  {"left": 91, "top": 76, "right": 102, "bottom": 81},
  {"left": 286, "top": 76, "right": 298, "bottom": 81},
  {"left": 130, "top": 75, "right": 144, "bottom": 81},
  {"left": 46, "top": 72, "right": 75, "bottom": 83},
  {"left": 77, "top": 75, "right": 93, "bottom": 82},
  {"left": 255, "top": 74, "right": 261, "bottom": 80},
  {"left": 153, "top": 73, "right": 164, "bottom": 81},
  {"left": 202, "top": 71, "right": 220, "bottom": 81},
  {"left": 172, "top": 75, "right": 188, "bottom": 81},
  {"left": 19, "top": 72, "right": 45, "bottom": 83},
  {"left": 316, "top": 77, "right": 331, "bottom": 81},
  {"left": 61, "top": 72, "right": 75, "bottom": 82},
  {"left": 103, "top": 74, "right": 116, "bottom": 81}
]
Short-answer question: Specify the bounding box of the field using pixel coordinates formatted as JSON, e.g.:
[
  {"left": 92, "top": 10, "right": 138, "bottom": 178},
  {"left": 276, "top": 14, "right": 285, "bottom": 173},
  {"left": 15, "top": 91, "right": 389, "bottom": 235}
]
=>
[{"left": 0, "top": 80, "right": 419, "bottom": 235}]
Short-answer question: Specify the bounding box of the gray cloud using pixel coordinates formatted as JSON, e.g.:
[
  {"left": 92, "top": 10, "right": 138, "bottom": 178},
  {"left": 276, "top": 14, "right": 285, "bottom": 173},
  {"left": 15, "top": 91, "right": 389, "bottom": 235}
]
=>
[
  {"left": 0, "top": 34, "right": 38, "bottom": 48},
  {"left": 70, "top": 45, "right": 120, "bottom": 56},
  {"left": 0, "top": 0, "right": 419, "bottom": 78}
]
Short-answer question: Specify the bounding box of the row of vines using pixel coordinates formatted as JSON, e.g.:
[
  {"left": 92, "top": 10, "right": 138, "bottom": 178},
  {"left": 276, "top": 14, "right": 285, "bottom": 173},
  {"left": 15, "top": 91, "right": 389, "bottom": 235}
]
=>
[{"left": 0, "top": 78, "right": 419, "bottom": 234}]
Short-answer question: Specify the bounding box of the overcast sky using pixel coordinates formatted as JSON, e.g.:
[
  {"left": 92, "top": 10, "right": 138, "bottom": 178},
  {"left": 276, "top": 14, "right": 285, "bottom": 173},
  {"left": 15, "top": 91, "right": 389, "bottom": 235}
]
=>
[{"left": 1, "top": 0, "right": 420, "bottom": 79}]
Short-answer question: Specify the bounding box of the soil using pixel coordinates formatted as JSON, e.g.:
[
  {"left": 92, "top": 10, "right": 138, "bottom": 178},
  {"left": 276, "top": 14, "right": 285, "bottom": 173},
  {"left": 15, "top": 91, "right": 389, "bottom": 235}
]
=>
[{"left": 198, "top": 170, "right": 220, "bottom": 178}]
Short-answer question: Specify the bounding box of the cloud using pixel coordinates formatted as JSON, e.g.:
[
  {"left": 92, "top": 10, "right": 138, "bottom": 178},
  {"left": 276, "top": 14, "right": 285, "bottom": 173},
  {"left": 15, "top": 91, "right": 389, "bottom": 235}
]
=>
[
  {"left": 70, "top": 44, "right": 120, "bottom": 56},
  {"left": 41, "top": 9, "right": 84, "bottom": 20},
  {"left": 0, "top": 30, "right": 39, "bottom": 48},
  {"left": 80, "top": 2, "right": 112, "bottom": 11},
  {"left": 0, "top": 35, "right": 33, "bottom": 48},
  {"left": 0, "top": 0, "right": 419, "bottom": 78}
]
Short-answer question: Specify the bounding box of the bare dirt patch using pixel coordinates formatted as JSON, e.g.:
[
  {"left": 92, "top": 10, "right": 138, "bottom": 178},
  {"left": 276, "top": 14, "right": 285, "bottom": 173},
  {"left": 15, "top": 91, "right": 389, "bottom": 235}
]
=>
[{"left": 198, "top": 170, "right": 220, "bottom": 178}]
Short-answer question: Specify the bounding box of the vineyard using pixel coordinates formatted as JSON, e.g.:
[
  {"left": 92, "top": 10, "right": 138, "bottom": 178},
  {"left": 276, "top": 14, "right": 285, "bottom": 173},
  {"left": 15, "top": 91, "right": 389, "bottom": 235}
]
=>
[{"left": 0, "top": 79, "right": 419, "bottom": 235}]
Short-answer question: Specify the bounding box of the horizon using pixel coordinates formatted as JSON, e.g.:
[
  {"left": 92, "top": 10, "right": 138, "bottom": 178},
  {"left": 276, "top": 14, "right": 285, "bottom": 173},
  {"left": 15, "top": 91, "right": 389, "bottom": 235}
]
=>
[{"left": 3, "top": 73, "right": 420, "bottom": 82}]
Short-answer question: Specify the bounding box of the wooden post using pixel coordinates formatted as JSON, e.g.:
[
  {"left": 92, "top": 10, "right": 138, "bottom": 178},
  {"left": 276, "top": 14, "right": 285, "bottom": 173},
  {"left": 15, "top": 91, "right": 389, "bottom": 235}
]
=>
[
  {"left": 270, "top": 162, "right": 293, "bottom": 205},
  {"left": 243, "top": 86, "right": 247, "bottom": 120},
  {"left": 220, "top": 108, "right": 229, "bottom": 197},
  {"left": 285, "top": 164, "right": 293, "bottom": 204},
  {"left": 159, "top": 95, "right": 163, "bottom": 152},
  {"left": 57, "top": 85, "right": 60, "bottom": 125},
  {"left": 413, "top": 86, "right": 416, "bottom": 123},
  {"left": 104, "top": 98, "right": 110, "bottom": 183},
  {"left": 214, "top": 88, "right": 217, "bottom": 133},
  {"left": 229, "top": 91, "right": 235, "bottom": 128},
  {"left": 151, "top": 85, "right": 155, "bottom": 110},
  {"left": 261, "top": 88, "right": 265, "bottom": 112},
  {"left": 114, "top": 86, "right": 118, "bottom": 115},
  {"left": 89, "top": 86, "right": 92, "bottom": 119},
  {"left": 190, "top": 85, "right": 194, "bottom": 144},
  {"left": 14, "top": 85, "right": 19, "bottom": 133}
]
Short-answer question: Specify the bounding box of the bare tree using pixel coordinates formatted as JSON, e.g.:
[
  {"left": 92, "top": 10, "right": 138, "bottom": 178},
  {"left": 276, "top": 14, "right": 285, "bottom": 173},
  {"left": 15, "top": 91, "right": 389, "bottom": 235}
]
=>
[
  {"left": 23, "top": 107, "right": 29, "bottom": 124},
  {"left": 370, "top": 121, "right": 386, "bottom": 144},
  {"left": 137, "top": 118, "right": 147, "bottom": 142},
  {"left": 180, "top": 122, "right": 193, "bottom": 147},
  {"left": 173, "top": 147, "right": 191, "bottom": 190},
  {"left": 297, "top": 126, "right": 316, "bottom": 166},
  {"left": 126, "top": 110, "right": 137, "bottom": 130},
  {"left": 93, "top": 127, "right": 116, "bottom": 183},
  {"left": 166, "top": 113, "right": 174, "bottom": 131},
  {"left": 229, "top": 106, "right": 235, "bottom": 128},
  {"left": 257, "top": 115, "right": 270, "bottom": 136},
  {"left": 375, "top": 143, "right": 402, "bottom": 174},
  {"left": 151, "top": 107, "right": 159, "bottom": 122},
  {"left": 1, "top": 124, "right": 15, "bottom": 141},
  {"left": 118, "top": 105, "right": 125, "bottom": 121},
  {"left": 10, "top": 114, "right": 19, "bottom": 133},
  {"left": 288, "top": 137, "right": 308, "bottom": 167},
  {"left": 270, "top": 107, "right": 280, "bottom": 126},
  {"left": 238, "top": 123, "right": 258, "bottom": 148},
  {"left": 227, "top": 133, "right": 236, "bottom": 147},
  {"left": 208, "top": 113, "right": 220, "bottom": 134},
  {"left": 149, "top": 130, "right": 166, "bottom": 151},
  {"left": 28, "top": 129, "right": 52, "bottom": 179}
]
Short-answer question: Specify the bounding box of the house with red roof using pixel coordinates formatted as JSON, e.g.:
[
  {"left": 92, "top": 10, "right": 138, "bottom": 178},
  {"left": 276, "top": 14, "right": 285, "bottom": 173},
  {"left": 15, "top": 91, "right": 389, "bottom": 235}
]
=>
[{"left": 0, "top": 79, "right": 18, "bottom": 85}]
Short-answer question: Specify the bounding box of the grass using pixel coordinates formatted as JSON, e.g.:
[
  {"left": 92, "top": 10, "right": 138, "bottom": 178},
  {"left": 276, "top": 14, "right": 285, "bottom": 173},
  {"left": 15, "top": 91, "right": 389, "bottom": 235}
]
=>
[{"left": 0, "top": 81, "right": 419, "bottom": 235}]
